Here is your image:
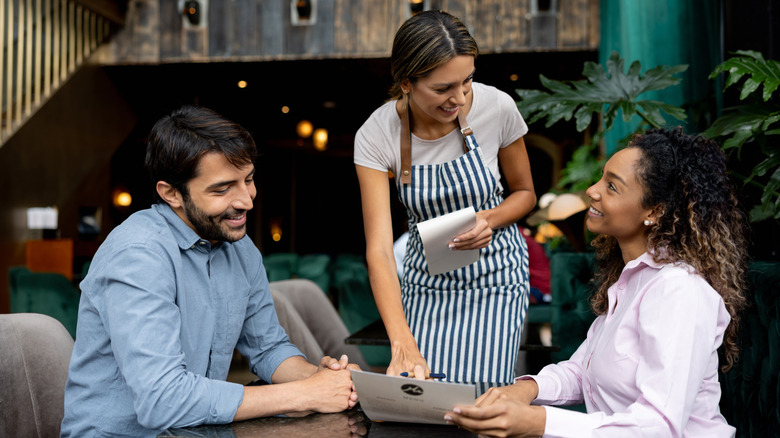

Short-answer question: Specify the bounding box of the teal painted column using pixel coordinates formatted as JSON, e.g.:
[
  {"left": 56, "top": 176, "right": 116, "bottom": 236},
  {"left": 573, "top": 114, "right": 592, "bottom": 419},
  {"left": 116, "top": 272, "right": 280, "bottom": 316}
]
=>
[{"left": 599, "top": 0, "right": 722, "bottom": 155}]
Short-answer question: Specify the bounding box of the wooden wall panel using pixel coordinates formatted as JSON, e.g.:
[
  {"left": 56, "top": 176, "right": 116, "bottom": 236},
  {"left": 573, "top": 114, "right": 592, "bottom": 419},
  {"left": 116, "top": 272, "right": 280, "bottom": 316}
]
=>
[
  {"left": 559, "top": 0, "right": 593, "bottom": 48},
  {"left": 470, "top": 0, "right": 500, "bottom": 51},
  {"left": 109, "top": 0, "right": 159, "bottom": 62},
  {"left": 284, "top": 0, "right": 335, "bottom": 56},
  {"left": 258, "top": 1, "right": 284, "bottom": 56},
  {"left": 495, "top": 0, "right": 529, "bottom": 51},
  {"left": 333, "top": 0, "right": 361, "bottom": 55},
  {"left": 158, "top": 1, "right": 181, "bottom": 59},
  {"left": 588, "top": 0, "right": 600, "bottom": 48},
  {"left": 231, "top": 0, "right": 259, "bottom": 57},
  {"left": 103, "top": 0, "right": 599, "bottom": 64},
  {"left": 357, "top": 1, "right": 396, "bottom": 55},
  {"left": 208, "top": 0, "right": 234, "bottom": 58}
]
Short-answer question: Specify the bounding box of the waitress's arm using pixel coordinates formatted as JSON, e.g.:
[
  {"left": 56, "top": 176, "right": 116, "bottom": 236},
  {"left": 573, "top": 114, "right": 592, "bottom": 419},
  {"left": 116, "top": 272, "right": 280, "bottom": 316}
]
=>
[
  {"left": 452, "top": 137, "right": 536, "bottom": 250},
  {"left": 355, "top": 164, "right": 430, "bottom": 379}
]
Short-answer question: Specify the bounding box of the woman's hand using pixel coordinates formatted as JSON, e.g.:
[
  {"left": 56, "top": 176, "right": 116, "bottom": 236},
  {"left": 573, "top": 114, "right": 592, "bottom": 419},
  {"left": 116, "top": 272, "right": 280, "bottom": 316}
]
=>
[
  {"left": 450, "top": 211, "right": 493, "bottom": 250},
  {"left": 477, "top": 380, "right": 539, "bottom": 407},
  {"left": 385, "top": 340, "right": 431, "bottom": 380},
  {"left": 445, "top": 398, "right": 546, "bottom": 438},
  {"left": 445, "top": 380, "right": 544, "bottom": 437}
]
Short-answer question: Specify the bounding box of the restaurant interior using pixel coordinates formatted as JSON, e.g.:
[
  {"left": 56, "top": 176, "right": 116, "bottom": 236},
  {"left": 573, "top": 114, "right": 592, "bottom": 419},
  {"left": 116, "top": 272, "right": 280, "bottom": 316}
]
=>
[{"left": 1, "top": 0, "right": 779, "bottom": 436}]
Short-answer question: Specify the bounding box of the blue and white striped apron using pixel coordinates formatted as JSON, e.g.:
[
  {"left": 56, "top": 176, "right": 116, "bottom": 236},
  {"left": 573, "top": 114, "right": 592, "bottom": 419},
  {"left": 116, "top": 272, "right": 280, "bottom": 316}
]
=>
[{"left": 397, "top": 119, "right": 529, "bottom": 384}]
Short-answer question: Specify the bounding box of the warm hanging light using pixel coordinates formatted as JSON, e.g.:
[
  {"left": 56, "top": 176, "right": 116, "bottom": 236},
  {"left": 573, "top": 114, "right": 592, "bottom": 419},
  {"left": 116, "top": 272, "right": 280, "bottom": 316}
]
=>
[
  {"left": 270, "top": 223, "right": 283, "bottom": 242},
  {"left": 237, "top": 80, "right": 248, "bottom": 88},
  {"left": 296, "top": 120, "right": 313, "bottom": 138},
  {"left": 313, "top": 128, "right": 328, "bottom": 150},
  {"left": 112, "top": 189, "right": 132, "bottom": 208}
]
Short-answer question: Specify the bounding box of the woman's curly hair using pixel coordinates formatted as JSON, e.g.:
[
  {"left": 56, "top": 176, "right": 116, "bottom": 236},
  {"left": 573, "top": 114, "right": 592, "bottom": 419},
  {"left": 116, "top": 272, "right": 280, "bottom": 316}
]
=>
[{"left": 590, "top": 127, "right": 748, "bottom": 372}]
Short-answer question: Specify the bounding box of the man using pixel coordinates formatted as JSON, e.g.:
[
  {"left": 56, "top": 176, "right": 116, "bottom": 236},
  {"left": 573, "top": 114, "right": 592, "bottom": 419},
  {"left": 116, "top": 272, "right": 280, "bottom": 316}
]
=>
[{"left": 61, "top": 105, "right": 358, "bottom": 437}]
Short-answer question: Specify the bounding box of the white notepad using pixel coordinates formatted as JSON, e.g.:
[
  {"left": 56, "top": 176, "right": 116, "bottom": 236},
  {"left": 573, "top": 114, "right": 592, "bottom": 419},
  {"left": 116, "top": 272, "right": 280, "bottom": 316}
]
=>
[
  {"left": 415, "top": 206, "right": 479, "bottom": 275},
  {"left": 350, "top": 370, "right": 476, "bottom": 424}
]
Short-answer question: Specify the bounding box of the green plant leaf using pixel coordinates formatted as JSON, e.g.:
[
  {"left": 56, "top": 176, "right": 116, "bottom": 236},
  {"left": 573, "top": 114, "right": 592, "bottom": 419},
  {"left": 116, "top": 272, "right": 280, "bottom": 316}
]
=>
[
  {"left": 754, "top": 152, "right": 780, "bottom": 178},
  {"left": 710, "top": 50, "right": 780, "bottom": 102},
  {"left": 702, "top": 104, "right": 778, "bottom": 149},
  {"left": 749, "top": 203, "right": 776, "bottom": 222},
  {"left": 763, "top": 166, "right": 780, "bottom": 198},
  {"left": 515, "top": 51, "right": 688, "bottom": 133}
]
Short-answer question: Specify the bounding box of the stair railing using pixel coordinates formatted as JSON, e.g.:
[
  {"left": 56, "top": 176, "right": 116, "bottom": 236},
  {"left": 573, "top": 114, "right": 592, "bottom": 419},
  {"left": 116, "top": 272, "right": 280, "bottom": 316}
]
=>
[{"left": 0, "top": 0, "right": 115, "bottom": 147}]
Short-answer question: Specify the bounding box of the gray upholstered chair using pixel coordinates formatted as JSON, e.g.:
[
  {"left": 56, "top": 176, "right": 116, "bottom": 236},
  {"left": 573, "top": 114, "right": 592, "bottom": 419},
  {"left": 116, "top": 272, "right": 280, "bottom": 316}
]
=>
[{"left": 0, "top": 313, "right": 74, "bottom": 437}]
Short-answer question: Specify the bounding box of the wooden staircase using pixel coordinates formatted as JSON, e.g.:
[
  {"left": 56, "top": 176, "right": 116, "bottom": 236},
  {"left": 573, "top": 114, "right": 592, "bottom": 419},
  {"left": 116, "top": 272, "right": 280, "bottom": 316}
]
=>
[{"left": 0, "top": 0, "right": 124, "bottom": 148}]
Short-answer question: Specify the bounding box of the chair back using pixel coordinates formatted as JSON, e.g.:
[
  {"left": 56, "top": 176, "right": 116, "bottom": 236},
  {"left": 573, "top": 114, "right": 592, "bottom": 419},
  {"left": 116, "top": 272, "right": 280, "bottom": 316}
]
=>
[{"left": 0, "top": 313, "right": 74, "bottom": 437}]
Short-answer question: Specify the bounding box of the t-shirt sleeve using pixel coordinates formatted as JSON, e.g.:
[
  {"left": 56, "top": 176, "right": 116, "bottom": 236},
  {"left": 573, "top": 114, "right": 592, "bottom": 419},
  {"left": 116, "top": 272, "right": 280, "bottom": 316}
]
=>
[
  {"left": 354, "top": 106, "right": 396, "bottom": 173},
  {"left": 498, "top": 88, "right": 528, "bottom": 148}
]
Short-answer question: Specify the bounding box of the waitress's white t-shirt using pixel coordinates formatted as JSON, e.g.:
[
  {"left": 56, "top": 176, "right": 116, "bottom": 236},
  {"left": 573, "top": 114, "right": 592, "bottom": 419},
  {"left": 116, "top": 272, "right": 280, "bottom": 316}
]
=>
[{"left": 353, "top": 82, "right": 529, "bottom": 186}]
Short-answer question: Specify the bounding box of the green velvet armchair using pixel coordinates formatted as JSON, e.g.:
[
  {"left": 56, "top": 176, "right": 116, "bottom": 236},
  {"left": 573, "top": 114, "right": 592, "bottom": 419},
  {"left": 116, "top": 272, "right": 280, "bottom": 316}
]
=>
[
  {"left": 719, "top": 260, "right": 780, "bottom": 437},
  {"left": 9, "top": 266, "right": 79, "bottom": 339}
]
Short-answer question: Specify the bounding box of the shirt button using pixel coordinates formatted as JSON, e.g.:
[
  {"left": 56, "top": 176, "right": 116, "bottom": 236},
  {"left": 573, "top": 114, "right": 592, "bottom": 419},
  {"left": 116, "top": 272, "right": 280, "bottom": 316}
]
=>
[{"left": 618, "top": 282, "right": 626, "bottom": 290}]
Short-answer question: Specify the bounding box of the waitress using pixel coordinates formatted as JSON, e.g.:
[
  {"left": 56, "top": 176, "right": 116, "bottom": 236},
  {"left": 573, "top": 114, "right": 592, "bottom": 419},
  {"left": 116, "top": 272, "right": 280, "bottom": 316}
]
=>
[{"left": 354, "top": 10, "right": 536, "bottom": 384}]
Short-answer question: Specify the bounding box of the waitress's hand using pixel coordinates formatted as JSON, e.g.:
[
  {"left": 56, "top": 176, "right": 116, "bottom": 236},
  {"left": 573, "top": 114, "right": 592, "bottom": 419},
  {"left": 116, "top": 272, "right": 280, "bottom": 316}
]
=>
[
  {"left": 386, "top": 340, "right": 430, "bottom": 381},
  {"left": 450, "top": 211, "right": 493, "bottom": 250}
]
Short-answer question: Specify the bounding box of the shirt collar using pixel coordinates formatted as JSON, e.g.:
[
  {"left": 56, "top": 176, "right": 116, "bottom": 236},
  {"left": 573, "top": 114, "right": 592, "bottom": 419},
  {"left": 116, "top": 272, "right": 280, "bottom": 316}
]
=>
[
  {"left": 623, "top": 250, "right": 664, "bottom": 271},
  {"left": 625, "top": 248, "right": 693, "bottom": 273},
  {"left": 152, "top": 203, "right": 207, "bottom": 250}
]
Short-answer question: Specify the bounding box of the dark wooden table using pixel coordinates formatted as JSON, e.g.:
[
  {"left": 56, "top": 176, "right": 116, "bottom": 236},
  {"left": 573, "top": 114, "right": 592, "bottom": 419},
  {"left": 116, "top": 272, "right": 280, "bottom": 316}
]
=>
[
  {"left": 344, "top": 319, "right": 391, "bottom": 346},
  {"left": 159, "top": 406, "right": 477, "bottom": 437}
]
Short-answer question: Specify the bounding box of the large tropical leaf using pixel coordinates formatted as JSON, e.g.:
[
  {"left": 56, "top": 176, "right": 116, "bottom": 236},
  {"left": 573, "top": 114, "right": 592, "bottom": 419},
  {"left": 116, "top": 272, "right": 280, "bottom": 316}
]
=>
[
  {"left": 516, "top": 51, "right": 688, "bottom": 132},
  {"left": 706, "top": 50, "right": 780, "bottom": 222},
  {"left": 702, "top": 104, "right": 780, "bottom": 151},
  {"left": 709, "top": 50, "right": 780, "bottom": 101}
]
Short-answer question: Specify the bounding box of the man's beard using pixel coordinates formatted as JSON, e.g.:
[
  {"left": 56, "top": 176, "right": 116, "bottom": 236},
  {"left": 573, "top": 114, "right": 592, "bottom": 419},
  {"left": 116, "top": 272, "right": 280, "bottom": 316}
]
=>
[{"left": 182, "top": 197, "right": 246, "bottom": 243}]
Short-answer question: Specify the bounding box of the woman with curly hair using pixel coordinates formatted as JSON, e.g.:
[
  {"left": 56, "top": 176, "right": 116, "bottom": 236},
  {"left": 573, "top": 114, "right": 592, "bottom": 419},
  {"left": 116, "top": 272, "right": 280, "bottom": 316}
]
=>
[{"left": 447, "top": 127, "right": 747, "bottom": 437}]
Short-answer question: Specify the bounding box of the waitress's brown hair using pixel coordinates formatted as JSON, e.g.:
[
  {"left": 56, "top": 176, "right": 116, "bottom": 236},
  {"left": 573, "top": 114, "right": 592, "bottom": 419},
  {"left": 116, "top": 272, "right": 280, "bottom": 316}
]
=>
[{"left": 389, "top": 10, "right": 478, "bottom": 100}]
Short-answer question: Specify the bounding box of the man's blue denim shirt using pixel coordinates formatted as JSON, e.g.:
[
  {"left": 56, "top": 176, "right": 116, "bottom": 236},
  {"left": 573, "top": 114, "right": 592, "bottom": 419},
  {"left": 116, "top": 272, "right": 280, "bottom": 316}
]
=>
[{"left": 61, "top": 203, "right": 303, "bottom": 437}]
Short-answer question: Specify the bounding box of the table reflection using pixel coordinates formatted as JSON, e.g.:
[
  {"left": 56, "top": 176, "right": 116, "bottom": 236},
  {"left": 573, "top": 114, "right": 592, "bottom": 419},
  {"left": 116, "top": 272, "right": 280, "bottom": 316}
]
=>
[{"left": 160, "top": 408, "right": 370, "bottom": 437}]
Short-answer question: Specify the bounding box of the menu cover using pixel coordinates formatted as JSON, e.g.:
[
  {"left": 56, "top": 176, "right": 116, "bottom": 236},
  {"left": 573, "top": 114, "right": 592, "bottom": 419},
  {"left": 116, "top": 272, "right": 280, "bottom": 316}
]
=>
[{"left": 350, "top": 370, "right": 475, "bottom": 425}]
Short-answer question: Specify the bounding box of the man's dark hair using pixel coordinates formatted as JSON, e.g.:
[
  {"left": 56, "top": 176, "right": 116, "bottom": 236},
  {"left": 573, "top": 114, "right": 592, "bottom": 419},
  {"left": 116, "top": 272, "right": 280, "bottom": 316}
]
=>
[{"left": 145, "top": 105, "right": 257, "bottom": 203}]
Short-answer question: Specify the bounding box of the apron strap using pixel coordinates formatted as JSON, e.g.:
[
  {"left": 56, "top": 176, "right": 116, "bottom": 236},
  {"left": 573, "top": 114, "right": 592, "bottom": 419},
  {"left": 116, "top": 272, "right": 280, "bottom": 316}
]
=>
[
  {"left": 400, "top": 97, "right": 412, "bottom": 185},
  {"left": 399, "top": 97, "right": 471, "bottom": 185},
  {"left": 457, "top": 108, "right": 472, "bottom": 138}
]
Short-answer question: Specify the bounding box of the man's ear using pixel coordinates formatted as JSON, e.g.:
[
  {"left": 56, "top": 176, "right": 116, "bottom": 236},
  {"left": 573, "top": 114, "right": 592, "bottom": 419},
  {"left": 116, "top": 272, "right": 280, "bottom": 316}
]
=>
[{"left": 156, "top": 181, "right": 182, "bottom": 208}]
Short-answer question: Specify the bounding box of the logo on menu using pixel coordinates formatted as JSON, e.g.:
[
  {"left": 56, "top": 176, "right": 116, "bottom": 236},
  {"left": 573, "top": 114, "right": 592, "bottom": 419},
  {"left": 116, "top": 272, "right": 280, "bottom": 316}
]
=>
[{"left": 401, "top": 384, "right": 423, "bottom": 396}]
